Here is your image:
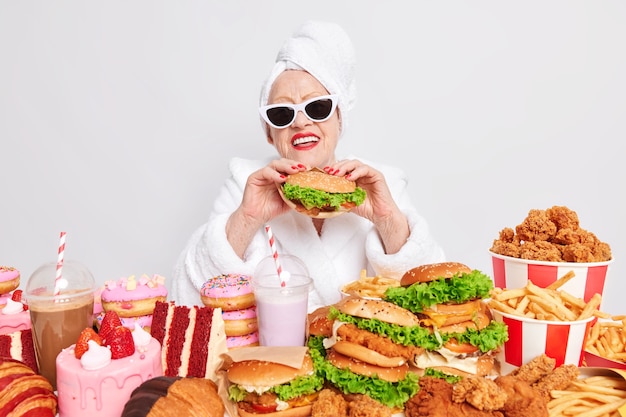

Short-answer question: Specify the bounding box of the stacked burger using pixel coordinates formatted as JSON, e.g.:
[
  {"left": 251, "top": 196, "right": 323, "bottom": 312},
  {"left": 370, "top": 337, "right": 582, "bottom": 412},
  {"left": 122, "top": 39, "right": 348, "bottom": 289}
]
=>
[
  {"left": 307, "top": 297, "right": 423, "bottom": 409},
  {"left": 384, "top": 262, "right": 508, "bottom": 376}
]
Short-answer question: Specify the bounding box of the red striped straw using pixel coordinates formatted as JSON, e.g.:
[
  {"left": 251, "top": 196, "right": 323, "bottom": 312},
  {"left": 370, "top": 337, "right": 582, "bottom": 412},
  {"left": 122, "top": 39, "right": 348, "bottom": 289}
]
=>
[
  {"left": 264, "top": 225, "right": 286, "bottom": 287},
  {"left": 54, "top": 231, "right": 67, "bottom": 296}
]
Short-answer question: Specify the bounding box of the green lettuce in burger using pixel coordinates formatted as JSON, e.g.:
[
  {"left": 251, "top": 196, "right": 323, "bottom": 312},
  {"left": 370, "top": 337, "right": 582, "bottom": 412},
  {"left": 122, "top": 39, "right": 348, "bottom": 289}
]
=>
[{"left": 279, "top": 168, "right": 366, "bottom": 219}]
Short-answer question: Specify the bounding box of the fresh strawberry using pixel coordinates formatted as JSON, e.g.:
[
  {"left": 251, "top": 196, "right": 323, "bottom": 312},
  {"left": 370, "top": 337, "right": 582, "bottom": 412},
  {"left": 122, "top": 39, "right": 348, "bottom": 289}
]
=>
[
  {"left": 107, "top": 326, "right": 135, "bottom": 359},
  {"left": 11, "top": 290, "right": 22, "bottom": 302},
  {"left": 10, "top": 290, "right": 28, "bottom": 311},
  {"left": 99, "top": 310, "right": 123, "bottom": 344},
  {"left": 74, "top": 327, "right": 102, "bottom": 359}
]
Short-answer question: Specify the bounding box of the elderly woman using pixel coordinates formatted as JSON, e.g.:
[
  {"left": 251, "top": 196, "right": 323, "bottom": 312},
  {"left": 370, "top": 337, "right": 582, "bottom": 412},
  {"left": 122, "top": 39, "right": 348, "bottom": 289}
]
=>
[{"left": 172, "top": 21, "right": 444, "bottom": 310}]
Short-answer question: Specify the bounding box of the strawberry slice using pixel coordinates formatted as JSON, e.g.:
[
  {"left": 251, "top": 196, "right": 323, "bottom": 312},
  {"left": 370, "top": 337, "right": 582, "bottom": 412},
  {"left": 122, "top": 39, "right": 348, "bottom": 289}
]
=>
[
  {"left": 75, "top": 327, "right": 102, "bottom": 359},
  {"left": 107, "top": 326, "right": 135, "bottom": 359},
  {"left": 99, "top": 311, "right": 123, "bottom": 345}
]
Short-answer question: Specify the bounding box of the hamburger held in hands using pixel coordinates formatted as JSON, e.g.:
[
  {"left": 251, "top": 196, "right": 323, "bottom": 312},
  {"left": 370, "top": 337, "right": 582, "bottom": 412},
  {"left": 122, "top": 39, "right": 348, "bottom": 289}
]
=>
[
  {"left": 383, "top": 262, "right": 508, "bottom": 376},
  {"left": 279, "top": 168, "right": 366, "bottom": 218}
]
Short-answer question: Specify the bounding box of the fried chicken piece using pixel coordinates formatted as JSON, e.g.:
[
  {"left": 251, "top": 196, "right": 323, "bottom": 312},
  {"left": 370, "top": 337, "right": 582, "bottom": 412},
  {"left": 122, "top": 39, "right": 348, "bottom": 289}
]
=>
[
  {"left": 515, "top": 209, "right": 557, "bottom": 242},
  {"left": 348, "top": 394, "right": 393, "bottom": 417},
  {"left": 453, "top": 376, "right": 507, "bottom": 411},
  {"left": 404, "top": 377, "right": 505, "bottom": 417},
  {"left": 561, "top": 231, "right": 612, "bottom": 262},
  {"left": 490, "top": 228, "right": 521, "bottom": 258},
  {"left": 532, "top": 364, "right": 579, "bottom": 402},
  {"left": 337, "top": 323, "right": 424, "bottom": 360},
  {"left": 311, "top": 389, "right": 348, "bottom": 417},
  {"left": 546, "top": 206, "right": 580, "bottom": 231},
  {"left": 519, "top": 241, "right": 563, "bottom": 262},
  {"left": 507, "top": 354, "right": 555, "bottom": 384},
  {"left": 494, "top": 375, "right": 548, "bottom": 417}
]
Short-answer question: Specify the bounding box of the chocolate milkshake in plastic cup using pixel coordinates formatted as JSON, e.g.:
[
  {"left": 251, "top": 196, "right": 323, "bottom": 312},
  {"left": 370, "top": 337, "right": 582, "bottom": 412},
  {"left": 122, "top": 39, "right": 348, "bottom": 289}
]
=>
[
  {"left": 25, "top": 260, "right": 96, "bottom": 390},
  {"left": 252, "top": 255, "right": 312, "bottom": 346}
]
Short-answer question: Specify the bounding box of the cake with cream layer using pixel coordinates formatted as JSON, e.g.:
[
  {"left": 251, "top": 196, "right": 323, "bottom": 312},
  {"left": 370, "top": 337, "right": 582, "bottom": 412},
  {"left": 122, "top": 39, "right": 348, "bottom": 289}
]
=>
[
  {"left": 0, "top": 291, "right": 37, "bottom": 372},
  {"left": 56, "top": 325, "right": 163, "bottom": 417},
  {"left": 150, "top": 300, "right": 227, "bottom": 379},
  {"left": 0, "top": 294, "right": 31, "bottom": 334}
]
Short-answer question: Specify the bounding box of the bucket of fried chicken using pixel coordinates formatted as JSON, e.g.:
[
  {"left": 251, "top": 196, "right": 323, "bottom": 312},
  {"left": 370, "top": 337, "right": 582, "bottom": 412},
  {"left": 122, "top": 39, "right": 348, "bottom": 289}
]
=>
[{"left": 489, "top": 205, "right": 613, "bottom": 307}]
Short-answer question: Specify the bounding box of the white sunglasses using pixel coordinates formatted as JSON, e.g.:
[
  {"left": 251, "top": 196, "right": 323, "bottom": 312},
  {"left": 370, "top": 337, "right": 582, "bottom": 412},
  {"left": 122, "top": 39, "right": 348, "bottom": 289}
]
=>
[{"left": 259, "top": 95, "right": 339, "bottom": 129}]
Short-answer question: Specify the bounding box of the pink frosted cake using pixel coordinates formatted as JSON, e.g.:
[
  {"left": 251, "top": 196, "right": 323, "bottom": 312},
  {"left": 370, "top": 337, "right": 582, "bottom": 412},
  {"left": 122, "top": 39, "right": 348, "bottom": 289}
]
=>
[
  {"left": 56, "top": 324, "right": 163, "bottom": 417},
  {"left": 0, "top": 293, "right": 31, "bottom": 334}
]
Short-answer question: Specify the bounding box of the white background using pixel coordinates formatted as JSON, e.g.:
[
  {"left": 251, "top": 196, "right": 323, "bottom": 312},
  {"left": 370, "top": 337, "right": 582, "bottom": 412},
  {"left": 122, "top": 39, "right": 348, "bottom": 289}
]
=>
[{"left": 1, "top": 2, "right": 624, "bottom": 313}]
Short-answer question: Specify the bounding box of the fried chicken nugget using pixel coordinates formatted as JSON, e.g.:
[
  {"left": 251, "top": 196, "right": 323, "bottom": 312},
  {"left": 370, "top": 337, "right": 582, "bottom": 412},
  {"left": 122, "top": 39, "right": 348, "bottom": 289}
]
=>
[
  {"left": 490, "top": 228, "right": 521, "bottom": 258},
  {"left": 348, "top": 395, "right": 393, "bottom": 417},
  {"left": 532, "top": 364, "right": 579, "bottom": 402},
  {"left": 546, "top": 206, "right": 580, "bottom": 231},
  {"left": 515, "top": 209, "right": 557, "bottom": 242},
  {"left": 507, "top": 354, "right": 555, "bottom": 384},
  {"left": 311, "top": 389, "right": 348, "bottom": 417},
  {"left": 453, "top": 377, "right": 507, "bottom": 411},
  {"left": 519, "top": 241, "right": 563, "bottom": 262}
]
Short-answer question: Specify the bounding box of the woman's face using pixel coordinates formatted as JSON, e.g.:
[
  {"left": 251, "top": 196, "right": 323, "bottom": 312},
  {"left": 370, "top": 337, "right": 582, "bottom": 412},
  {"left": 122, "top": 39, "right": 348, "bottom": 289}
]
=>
[{"left": 265, "top": 71, "right": 340, "bottom": 168}]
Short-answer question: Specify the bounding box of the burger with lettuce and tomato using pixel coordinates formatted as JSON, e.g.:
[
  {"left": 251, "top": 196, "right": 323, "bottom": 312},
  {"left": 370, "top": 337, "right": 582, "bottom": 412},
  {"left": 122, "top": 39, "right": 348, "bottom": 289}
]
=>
[
  {"left": 383, "top": 261, "right": 508, "bottom": 376},
  {"left": 279, "top": 168, "right": 366, "bottom": 218},
  {"left": 226, "top": 353, "right": 323, "bottom": 417}
]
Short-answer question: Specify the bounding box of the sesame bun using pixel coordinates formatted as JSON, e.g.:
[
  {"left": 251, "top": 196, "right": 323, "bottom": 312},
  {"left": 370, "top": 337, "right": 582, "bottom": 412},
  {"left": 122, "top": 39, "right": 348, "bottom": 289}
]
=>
[
  {"left": 227, "top": 354, "right": 314, "bottom": 387},
  {"left": 400, "top": 262, "right": 472, "bottom": 287},
  {"left": 326, "top": 350, "right": 409, "bottom": 383},
  {"left": 307, "top": 306, "right": 333, "bottom": 338},
  {"left": 285, "top": 168, "right": 356, "bottom": 193}
]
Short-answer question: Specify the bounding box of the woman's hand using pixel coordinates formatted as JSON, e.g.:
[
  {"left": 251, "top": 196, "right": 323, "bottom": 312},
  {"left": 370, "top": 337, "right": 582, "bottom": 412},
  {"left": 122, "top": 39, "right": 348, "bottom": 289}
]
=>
[
  {"left": 226, "top": 159, "right": 307, "bottom": 258},
  {"left": 324, "top": 160, "right": 410, "bottom": 254}
]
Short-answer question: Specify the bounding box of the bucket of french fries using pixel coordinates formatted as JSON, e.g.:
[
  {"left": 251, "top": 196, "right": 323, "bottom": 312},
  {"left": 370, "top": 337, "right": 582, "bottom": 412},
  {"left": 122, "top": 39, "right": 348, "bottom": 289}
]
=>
[
  {"left": 488, "top": 277, "right": 603, "bottom": 374},
  {"left": 490, "top": 251, "right": 612, "bottom": 308}
]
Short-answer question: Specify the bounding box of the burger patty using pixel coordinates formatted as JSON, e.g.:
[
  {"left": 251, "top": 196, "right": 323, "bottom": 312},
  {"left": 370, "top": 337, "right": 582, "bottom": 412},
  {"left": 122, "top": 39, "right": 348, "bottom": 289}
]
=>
[{"left": 337, "top": 323, "right": 424, "bottom": 360}]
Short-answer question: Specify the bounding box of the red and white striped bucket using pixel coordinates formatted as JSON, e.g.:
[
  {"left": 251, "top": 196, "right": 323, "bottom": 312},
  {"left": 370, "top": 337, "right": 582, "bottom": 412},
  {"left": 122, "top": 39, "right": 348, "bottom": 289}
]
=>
[
  {"left": 490, "top": 251, "right": 613, "bottom": 307},
  {"left": 493, "top": 309, "right": 594, "bottom": 374}
]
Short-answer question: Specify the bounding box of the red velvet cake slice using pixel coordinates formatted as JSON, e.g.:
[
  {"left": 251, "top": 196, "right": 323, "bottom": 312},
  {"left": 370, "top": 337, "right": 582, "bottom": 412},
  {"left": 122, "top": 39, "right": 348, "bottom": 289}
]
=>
[
  {"left": 150, "top": 301, "right": 226, "bottom": 380},
  {"left": 0, "top": 329, "right": 38, "bottom": 372}
]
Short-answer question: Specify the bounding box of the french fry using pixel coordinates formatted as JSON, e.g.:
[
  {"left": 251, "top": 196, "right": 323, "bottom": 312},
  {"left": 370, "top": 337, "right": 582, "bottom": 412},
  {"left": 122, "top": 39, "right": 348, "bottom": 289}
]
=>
[
  {"left": 546, "top": 270, "right": 576, "bottom": 291},
  {"left": 578, "top": 293, "right": 603, "bottom": 320},
  {"left": 548, "top": 375, "right": 626, "bottom": 417}
]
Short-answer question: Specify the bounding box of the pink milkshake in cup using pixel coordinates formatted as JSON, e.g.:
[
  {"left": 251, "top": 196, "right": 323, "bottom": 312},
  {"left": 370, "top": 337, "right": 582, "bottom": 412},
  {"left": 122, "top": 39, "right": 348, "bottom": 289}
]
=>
[{"left": 252, "top": 255, "right": 312, "bottom": 347}]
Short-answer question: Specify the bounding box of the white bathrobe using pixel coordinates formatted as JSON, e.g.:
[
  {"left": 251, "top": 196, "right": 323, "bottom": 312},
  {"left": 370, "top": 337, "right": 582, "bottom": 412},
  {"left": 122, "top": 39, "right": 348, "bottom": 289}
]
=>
[{"left": 172, "top": 156, "right": 445, "bottom": 311}]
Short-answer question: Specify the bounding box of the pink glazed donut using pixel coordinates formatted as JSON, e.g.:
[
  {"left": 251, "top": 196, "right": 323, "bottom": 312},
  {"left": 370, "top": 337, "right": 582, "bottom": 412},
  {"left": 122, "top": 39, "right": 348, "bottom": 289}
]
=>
[
  {"left": 200, "top": 274, "right": 255, "bottom": 312},
  {"left": 222, "top": 306, "right": 258, "bottom": 337},
  {"left": 0, "top": 267, "right": 20, "bottom": 295},
  {"left": 101, "top": 274, "right": 167, "bottom": 318},
  {"left": 226, "top": 331, "right": 259, "bottom": 350}
]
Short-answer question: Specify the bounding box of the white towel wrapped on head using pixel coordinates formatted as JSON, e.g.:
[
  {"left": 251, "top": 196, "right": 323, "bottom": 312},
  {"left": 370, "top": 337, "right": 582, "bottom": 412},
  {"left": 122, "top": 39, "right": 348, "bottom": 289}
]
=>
[{"left": 259, "top": 20, "right": 357, "bottom": 136}]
